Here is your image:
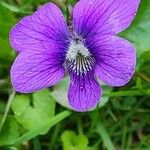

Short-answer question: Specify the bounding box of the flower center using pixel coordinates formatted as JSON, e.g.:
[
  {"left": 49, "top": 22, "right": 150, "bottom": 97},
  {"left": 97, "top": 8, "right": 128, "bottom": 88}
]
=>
[{"left": 66, "top": 40, "right": 94, "bottom": 75}]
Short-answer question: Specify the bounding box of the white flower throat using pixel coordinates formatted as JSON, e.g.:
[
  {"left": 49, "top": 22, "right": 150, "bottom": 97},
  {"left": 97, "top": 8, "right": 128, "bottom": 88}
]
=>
[{"left": 66, "top": 40, "right": 94, "bottom": 75}]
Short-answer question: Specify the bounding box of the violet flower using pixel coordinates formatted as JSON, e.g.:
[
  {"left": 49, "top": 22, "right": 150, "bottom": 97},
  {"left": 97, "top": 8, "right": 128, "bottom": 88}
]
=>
[{"left": 10, "top": 0, "right": 140, "bottom": 112}]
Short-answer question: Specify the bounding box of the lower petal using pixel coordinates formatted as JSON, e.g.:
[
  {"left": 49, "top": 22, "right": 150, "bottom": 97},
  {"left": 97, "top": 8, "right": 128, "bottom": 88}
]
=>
[
  {"left": 94, "top": 35, "right": 136, "bottom": 86},
  {"left": 68, "top": 71, "right": 102, "bottom": 112},
  {"left": 11, "top": 49, "right": 65, "bottom": 93}
]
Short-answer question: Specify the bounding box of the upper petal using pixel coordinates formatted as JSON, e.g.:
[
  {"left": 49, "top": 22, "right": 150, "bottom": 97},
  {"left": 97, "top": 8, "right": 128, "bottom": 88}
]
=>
[
  {"left": 73, "top": 0, "right": 140, "bottom": 38},
  {"left": 68, "top": 71, "right": 102, "bottom": 112},
  {"left": 91, "top": 35, "right": 136, "bottom": 86},
  {"left": 10, "top": 2, "right": 69, "bottom": 52},
  {"left": 11, "top": 41, "right": 65, "bottom": 93}
]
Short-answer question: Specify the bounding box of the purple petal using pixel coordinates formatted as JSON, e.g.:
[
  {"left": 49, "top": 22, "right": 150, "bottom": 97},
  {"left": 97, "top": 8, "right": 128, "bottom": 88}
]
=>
[
  {"left": 10, "top": 2, "right": 69, "bottom": 52},
  {"left": 11, "top": 42, "right": 65, "bottom": 93},
  {"left": 91, "top": 35, "right": 136, "bottom": 86},
  {"left": 68, "top": 71, "right": 102, "bottom": 112},
  {"left": 73, "top": 0, "right": 140, "bottom": 38}
]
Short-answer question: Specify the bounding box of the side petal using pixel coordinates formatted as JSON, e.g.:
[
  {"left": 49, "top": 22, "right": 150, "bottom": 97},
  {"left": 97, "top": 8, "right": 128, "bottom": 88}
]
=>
[
  {"left": 68, "top": 72, "right": 102, "bottom": 112},
  {"left": 11, "top": 43, "right": 65, "bottom": 93},
  {"left": 73, "top": 0, "right": 140, "bottom": 38},
  {"left": 92, "top": 35, "right": 136, "bottom": 86},
  {"left": 10, "top": 2, "right": 69, "bottom": 52}
]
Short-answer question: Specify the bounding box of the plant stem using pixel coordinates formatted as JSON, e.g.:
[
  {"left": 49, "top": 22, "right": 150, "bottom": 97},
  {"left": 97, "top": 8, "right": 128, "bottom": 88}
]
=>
[
  {"left": 50, "top": 0, "right": 66, "bottom": 9},
  {"left": 0, "top": 90, "right": 15, "bottom": 132},
  {"left": 137, "top": 72, "right": 150, "bottom": 84},
  {"left": 103, "top": 89, "right": 150, "bottom": 97}
]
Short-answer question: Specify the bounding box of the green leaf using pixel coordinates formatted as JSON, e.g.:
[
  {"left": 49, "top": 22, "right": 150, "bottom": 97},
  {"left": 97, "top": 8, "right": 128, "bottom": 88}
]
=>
[
  {"left": 98, "top": 86, "right": 112, "bottom": 108},
  {"left": 12, "top": 110, "right": 72, "bottom": 145},
  {"left": 0, "top": 3, "right": 17, "bottom": 38},
  {"left": 61, "top": 130, "right": 89, "bottom": 150},
  {"left": 11, "top": 89, "right": 56, "bottom": 134},
  {"left": 0, "top": 116, "right": 19, "bottom": 146},
  {"left": 138, "top": 51, "right": 150, "bottom": 74},
  {"left": 140, "top": 51, "right": 150, "bottom": 63},
  {"left": 121, "top": 0, "right": 150, "bottom": 57},
  {"left": 0, "top": 38, "right": 15, "bottom": 65},
  {"left": 0, "top": 3, "right": 16, "bottom": 23},
  {"left": 33, "top": 89, "right": 56, "bottom": 118},
  {"left": 51, "top": 77, "right": 70, "bottom": 109},
  {"left": 0, "top": 1, "right": 32, "bottom": 14},
  {"left": 0, "top": 3, "right": 16, "bottom": 65}
]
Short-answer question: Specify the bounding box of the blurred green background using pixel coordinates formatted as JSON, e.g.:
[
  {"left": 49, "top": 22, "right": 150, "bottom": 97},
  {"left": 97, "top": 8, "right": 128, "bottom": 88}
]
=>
[{"left": 0, "top": 0, "right": 150, "bottom": 150}]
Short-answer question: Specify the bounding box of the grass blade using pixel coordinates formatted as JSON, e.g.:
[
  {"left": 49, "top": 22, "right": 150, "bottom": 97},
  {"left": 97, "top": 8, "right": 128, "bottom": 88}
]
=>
[{"left": 96, "top": 120, "right": 116, "bottom": 150}]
